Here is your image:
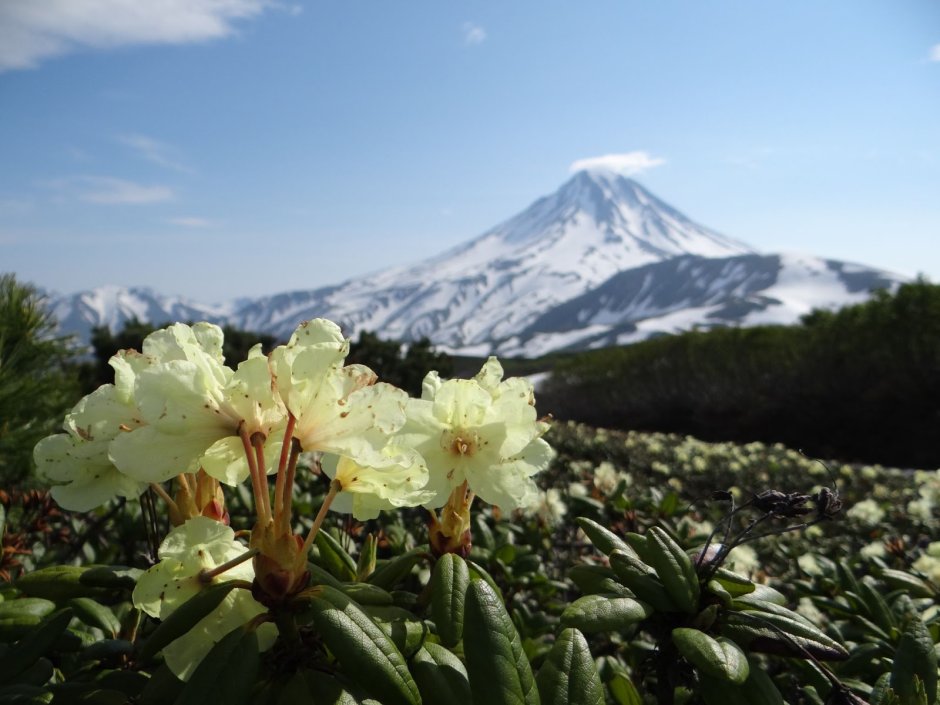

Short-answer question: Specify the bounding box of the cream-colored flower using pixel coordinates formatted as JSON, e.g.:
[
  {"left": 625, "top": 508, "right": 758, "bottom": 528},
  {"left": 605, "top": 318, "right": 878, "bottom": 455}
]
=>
[
  {"left": 321, "top": 447, "right": 434, "bottom": 520},
  {"left": 399, "top": 357, "right": 553, "bottom": 511},
  {"left": 34, "top": 350, "right": 152, "bottom": 511},
  {"left": 526, "top": 488, "right": 567, "bottom": 526},
  {"left": 270, "top": 320, "right": 407, "bottom": 466},
  {"left": 132, "top": 517, "right": 276, "bottom": 680},
  {"left": 111, "top": 327, "right": 287, "bottom": 486},
  {"left": 846, "top": 499, "right": 885, "bottom": 527}
]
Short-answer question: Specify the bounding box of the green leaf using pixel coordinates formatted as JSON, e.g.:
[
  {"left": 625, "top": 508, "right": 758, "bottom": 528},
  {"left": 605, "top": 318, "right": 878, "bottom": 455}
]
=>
[
  {"left": 535, "top": 628, "right": 603, "bottom": 705},
  {"left": 367, "top": 549, "right": 427, "bottom": 591},
  {"left": 710, "top": 568, "right": 755, "bottom": 597},
  {"left": 68, "top": 598, "right": 121, "bottom": 637},
  {"left": 559, "top": 595, "right": 651, "bottom": 634},
  {"left": 672, "top": 628, "right": 749, "bottom": 684},
  {"left": 0, "top": 599, "right": 56, "bottom": 620},
  {"left": 136, "top": 663, "right": 183, "bottom": 705},
  {"left": 871, "top": 672, "right": 901, "bottom": 705},
  {"left": 137, "top": 580, "right": 238, "bottom": 663},
  {"left": 466, "top": 559, "right": 503, "bottom": 600},
  {"left": 175, "top": 626, "right": 259, "bottom": 705},
  {"left": 879, "top": 569, "right": 936, "bottom": 599},
  {"left": 15, "top": 566, "right": 118, "bottom": 602},
  {"left": 463, "top": 579, "right": 540, "bottom": 705},
  {"left": 608, "top": 551, "right": 676, "bottom": 613},
  {"left": 357, "top": 534, "right": 378, "bottom": 582},
  {"left": 721, "top": 609, "right": 848, "bottom": 661},
  {"left": 567, "top": 565, "right": 617, "bottom": 596},
  {"left": 607, "top": 670, "right": 641, "bottom": 705},
  {"left": 0, "top": 608, "right": 72, "bottom": 683},
  {"left": 411, "top": 642, "right": 472, "bottom": 705},
  {"left": 858, "top": 577, "right": 896, "bottom": 634},
  {"left": 698, "top": 660, "right": 784, "bottom": 705},
  {"left": 574, "top": 518, "right": 634, "bottom": 559},
  {"left": 304, "top": 585, "right": 420, "bottom": 705},
  {"left": 890, "top": 615, "right": 937, "bottom": 704},
  {"left": 431, "top": 554, "right": 469, "bottom": 648},
  {"left": 645, "top": 527, "right": 700, "bottom": 614},
  {"left": 340, "top": 582, "right": 394, "bottom": 606},
  {"left": 380, "top": 620, "right": 429, "bottom": 660},
  {"left": 314, "top": 529, "right": 358, "bottom": 582}
]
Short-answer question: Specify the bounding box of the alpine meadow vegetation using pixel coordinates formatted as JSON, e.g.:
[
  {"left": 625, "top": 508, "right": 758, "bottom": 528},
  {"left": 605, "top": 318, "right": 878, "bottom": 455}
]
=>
[{"left": 0, "top": 302, "right": 938, "bottom": 704}]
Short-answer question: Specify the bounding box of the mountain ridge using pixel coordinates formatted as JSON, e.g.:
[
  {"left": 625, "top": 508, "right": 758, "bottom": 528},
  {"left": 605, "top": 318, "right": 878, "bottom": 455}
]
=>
[{"left": 45, "top": 170, "right": 907, "bottom": 356}]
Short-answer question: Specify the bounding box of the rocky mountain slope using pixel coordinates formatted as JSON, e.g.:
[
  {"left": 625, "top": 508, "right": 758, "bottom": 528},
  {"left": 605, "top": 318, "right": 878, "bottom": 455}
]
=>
[{"left": 47, "top": 170, "right": 906, "bottom": 356}]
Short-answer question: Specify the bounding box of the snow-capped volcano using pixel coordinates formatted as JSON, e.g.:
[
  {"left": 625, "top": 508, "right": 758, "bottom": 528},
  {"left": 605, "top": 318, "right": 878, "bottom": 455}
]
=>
[
  {"left": 233, "top": 170, "right": 757, "bottom": 350},
  {"left": 46, "top": 170, "right": 906, "bottom": 356}
]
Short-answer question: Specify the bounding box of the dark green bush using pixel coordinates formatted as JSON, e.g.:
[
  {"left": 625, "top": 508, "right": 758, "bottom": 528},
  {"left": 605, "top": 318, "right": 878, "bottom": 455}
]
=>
[{"left": 539, "top": 280, "right": 940, "bottom": 467}]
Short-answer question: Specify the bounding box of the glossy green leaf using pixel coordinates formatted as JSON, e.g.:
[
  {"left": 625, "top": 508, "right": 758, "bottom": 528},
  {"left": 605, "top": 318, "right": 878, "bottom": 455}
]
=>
[
  {"left": 411, "top": 642, "right": 472, "bottom": 705},
  {"left": 567, "top": 565, "right": 618, "bottom": 596},
  {"left": 340, "top": 582, "right": 394, "bottom": 606},
  {"left": 646, "top": 527, "right": 699, "bottom": 614},
  {"left": 68, "top": 598, "right": 121, "bottom": 637},
  {"left": 607, "top": 670, "right": 641, "bottom": 705},
  {"left": 574, "top": 518, "right": 634, "bottom": 558},
  {"left": 0, "top": 599, "right": 56, "bottom": 620},
  {"left": 698, "top": 660, "right": 784, "bottom": 705},
  {"left": 431, "top": 554, "right": 469, "bottom": 647},
  {"left": 357, "top": 534, "right": 378, "bottom": 582},
  {"left": 314, "top": 529, "right": 358, "bottom": 582},
  {"left": 535, "top": 628, "right": 603, "bottom": 705},
  {"left": 463, "top": 579, "right": 539, "bottom": 705},
  {"left": 559, "top": 595, "right": 651, "bottom": 634},
  {"left": 672, "top": 628, "right": 748, "bottom": 684},
  {"left": 879, "top": 569, "right": 936, "bottom": 598},
  {"left": 0, "top": 608, "right": 72, "bottom": 683},
  {"left": 367, "top": 549, "right": 427, "bottom": 591},
  {"left": 608, "top": 551, "right": 676, "bottom": 613},
  {"left": 304, "top": 585, "right": 420, "bottom": 705},
  {"left": 175, "top": 626, "right": 259, "bottom": 705},
  {"left": 721, "top": 609, "right": 848, "bottom": 661},
  {"left": 890, "top": 615, "right": 937, "bottom": 704}
]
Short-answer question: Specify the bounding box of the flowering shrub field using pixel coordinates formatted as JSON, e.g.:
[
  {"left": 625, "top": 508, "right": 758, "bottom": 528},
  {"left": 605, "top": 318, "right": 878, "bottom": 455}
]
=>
[{"left": 0, "top": 320, "right": 938, "bottom": 704}]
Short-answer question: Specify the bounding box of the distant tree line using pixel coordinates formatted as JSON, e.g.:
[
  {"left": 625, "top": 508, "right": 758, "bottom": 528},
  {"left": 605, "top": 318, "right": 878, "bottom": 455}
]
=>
[{"left": 538, "top": 280, "right": 940, "bottom": 468}]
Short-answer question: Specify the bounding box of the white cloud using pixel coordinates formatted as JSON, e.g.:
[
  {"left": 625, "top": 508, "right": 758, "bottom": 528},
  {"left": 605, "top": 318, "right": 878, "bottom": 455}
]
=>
[
  {"left": 167, "top": 216, "right": 216, "bottom": 228},
  {"left": 118, "top": 134, "right": 191, "bottom": 173},
  {"left": 0, "top": 0, "right": 272, "bottom": 72},
  {"left": 462, "top": 22, "right": 487, "bottom": 46},
  {"left": 569, "top": 151, "right": 666, "bottom": 176},
  {"left": 70, "top": 176, "right": 174, "bottom": 204},
  {"left": 930, "top": 44, "right": 940, "bottom": 62}
]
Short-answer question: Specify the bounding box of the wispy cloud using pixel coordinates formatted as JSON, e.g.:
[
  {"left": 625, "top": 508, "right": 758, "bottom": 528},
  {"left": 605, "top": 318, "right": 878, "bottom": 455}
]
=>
[
  {"left": 725, "top": 147, "right": 774, "bottom": 170},
  {"left": 47, "top": 176, "right": 175, "bottom": 204},
  {"left": 569, "top": 151, "right": 666, "bottom": 176},
  {"left": 929, "top": 44, "right": 940, "bottom": 62},
  {"left": 462, "top": 22, "right": 487, "bottom": 46},
  {"left": 167, "top": 216, "right": 216, "bottom": 228},
  {"left": 118, "top": 134, "right": 191, "bottom": 173},
  {"left": 0, "top": 0, "right": 273, "bottom": 73}
]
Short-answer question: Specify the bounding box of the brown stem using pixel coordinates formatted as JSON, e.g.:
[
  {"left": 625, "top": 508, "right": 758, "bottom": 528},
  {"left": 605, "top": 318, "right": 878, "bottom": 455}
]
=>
[
  {"left": 252, "top": 433, "right": 272, "bottom": 522},
  {"left": 149, "top": 482, "right": 178, "bottom": 515},
  {"left": 176, "top": 473, "right": 192, "bottom": 495},
  {"left": 301, "top": 479, "right": 341, "bottom": 556},
  {"left": 278, "top": 439, "right": 302, "bottom": 535},
  {"left": 273, "top": 414, "right": 297, "bottom": 523},
  {"left": 198, "top": 548, "right": 260, "bottom": 583},
  {"left": 240, "top": 425, "right": 269, "bottom": 525}
]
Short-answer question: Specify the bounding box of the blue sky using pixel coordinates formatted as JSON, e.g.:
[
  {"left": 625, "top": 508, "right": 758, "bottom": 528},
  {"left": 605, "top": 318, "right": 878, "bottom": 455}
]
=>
[{"left": 1, "top": 1, "right": 938, "bottom": 303}]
